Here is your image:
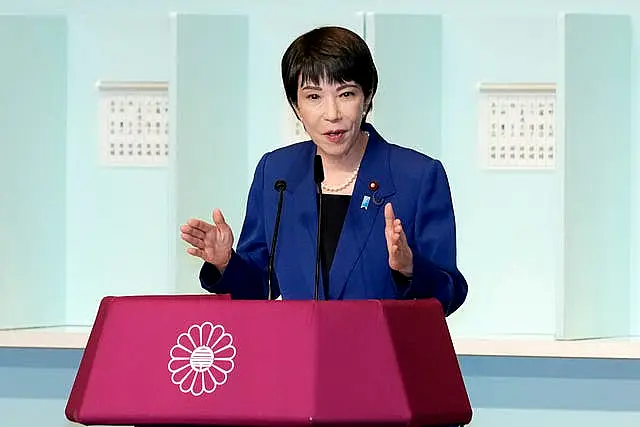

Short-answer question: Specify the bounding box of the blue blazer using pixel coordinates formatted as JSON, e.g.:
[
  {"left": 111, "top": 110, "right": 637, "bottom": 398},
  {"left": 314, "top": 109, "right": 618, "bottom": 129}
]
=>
[{"left": 200, "top": 123, "right": 468, "bottom": 316}]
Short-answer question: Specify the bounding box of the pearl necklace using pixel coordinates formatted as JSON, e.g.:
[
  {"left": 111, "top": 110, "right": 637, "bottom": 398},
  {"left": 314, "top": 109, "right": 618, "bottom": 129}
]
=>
[{"left": 321, "top": 166, "right": 360, "bottom": 193}]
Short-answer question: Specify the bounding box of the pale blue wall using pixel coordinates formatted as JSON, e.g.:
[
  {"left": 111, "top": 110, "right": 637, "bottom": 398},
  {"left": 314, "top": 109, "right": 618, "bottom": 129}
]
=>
[
  {"left": 170, "top": 13, "right": 250, "bottom": 294},
  {"left": 440, "top": 13, "right": 562, "bottom": 337},
  {"left": 65, "top": 12, "right": 174, "bottom": 324},
  {"left": 560, "top": 14, "right": 632, "bottom": 339},
  {"left": 0, "top": 15, "right": 67, "bottom": 329},
  {"left": 1, "top": 0, "right": 637, "bottom": 336},
  {"left": 1, "top": 0, "right": 640, "bottom": 426}
]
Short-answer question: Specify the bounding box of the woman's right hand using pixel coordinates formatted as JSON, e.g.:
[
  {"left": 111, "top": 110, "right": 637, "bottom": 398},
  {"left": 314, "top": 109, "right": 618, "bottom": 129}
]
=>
[{"left": 180, "top": 208, "right": 234, "bottom": 271}]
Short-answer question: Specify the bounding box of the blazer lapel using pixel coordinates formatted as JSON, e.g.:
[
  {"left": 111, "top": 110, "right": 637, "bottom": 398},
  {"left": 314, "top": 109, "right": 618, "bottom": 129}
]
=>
[
  {"left": 282, "top": 142, "right": 324, "bottom": 298},
  {"left": 328, "top": 125, "right": 396, "bottom": 299}
]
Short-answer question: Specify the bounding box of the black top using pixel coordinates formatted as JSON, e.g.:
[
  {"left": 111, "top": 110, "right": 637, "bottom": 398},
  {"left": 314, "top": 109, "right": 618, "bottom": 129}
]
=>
[{"left": 319, "top": 194, "right": 351, "bottom": 298}]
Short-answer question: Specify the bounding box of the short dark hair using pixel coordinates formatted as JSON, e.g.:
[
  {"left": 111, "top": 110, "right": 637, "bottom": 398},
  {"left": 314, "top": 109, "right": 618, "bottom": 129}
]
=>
[{"left": 281, "top": 26, "right": 378, "bottom": 120}]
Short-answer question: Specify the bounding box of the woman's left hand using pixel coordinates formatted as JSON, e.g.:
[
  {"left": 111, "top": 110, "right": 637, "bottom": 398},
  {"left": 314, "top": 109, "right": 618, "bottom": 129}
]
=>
[{"left": 384, "top": 202, "right": 413, "bottom": 277}]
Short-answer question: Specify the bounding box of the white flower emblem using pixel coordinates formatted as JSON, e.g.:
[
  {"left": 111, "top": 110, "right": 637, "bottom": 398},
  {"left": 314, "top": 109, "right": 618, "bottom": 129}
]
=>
[{"left": 168, "top": 322, "right": 236, "bottom": 396}]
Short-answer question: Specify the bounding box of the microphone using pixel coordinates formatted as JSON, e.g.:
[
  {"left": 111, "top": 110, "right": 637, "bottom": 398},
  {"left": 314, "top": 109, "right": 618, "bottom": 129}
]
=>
[
  {"left": 313, "top": 155, "right": 324, "bottom": 301},
  {"left": 267, "top": 179, "right": 287, "bottom": 300}
]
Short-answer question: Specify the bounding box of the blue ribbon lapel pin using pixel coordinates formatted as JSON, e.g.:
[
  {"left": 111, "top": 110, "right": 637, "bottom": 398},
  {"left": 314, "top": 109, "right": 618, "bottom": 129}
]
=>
[{"left": 360, "top": 195, "right": 371, "bottom": 210}]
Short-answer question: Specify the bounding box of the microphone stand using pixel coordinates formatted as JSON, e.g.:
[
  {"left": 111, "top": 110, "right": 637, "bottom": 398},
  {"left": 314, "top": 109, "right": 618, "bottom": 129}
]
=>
[
  {"left": 313, "top": 155, "right": 324, "bottom": 301},
  {"left": 268, "top": 179, "right": 287, "bottom": 300}
]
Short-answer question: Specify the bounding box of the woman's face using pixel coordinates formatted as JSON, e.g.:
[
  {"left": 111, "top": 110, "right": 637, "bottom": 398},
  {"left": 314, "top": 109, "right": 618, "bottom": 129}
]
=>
[{"left": 294, "top": 77, "right": 369, "bottom": 160}]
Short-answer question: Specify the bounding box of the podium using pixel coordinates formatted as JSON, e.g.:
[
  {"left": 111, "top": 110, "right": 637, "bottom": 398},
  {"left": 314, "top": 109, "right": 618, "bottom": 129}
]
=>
[{"left": 65, "top": 295, "right": 472, "bottom": 426}]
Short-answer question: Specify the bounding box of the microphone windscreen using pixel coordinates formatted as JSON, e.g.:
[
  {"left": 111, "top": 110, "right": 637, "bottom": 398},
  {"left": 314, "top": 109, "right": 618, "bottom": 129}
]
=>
[
  {"left": 314, "top": 155, "right": 324, "bottom": 184},
  {"left": 274, "top": 179, "right": 287, "bottom": 191}
]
